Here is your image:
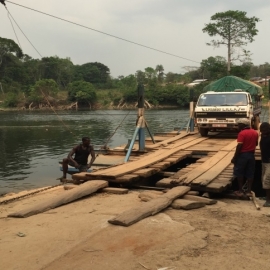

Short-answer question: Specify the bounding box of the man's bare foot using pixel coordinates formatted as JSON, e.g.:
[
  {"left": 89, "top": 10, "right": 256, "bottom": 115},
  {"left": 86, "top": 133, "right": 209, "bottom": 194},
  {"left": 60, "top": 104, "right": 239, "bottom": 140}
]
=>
[{"left": 57, "top": 177, "right": 67, "bottom": 183}]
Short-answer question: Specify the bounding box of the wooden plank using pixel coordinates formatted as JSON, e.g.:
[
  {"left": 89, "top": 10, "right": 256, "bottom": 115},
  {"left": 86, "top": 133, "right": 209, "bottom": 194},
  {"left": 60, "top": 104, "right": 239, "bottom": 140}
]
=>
[
  {"left": 149, "top": 161, "right": 171, "bottom": 170},
  {"left": 132, "top": 168, "right": 159, "bottom": 177},
  {"left": 101, "top": 187, "right": 129, "bottom": 194},
  {"left": 138, "top": 190, "right": 203, "bottom": 199},
  {"left": 145, "top": 133, "right": 191, "bottom": 149},
  {"left": 171, "top": 199, "right": 205, "bottom": 210},
  {"left": 183, "top": 195, "right": 217, "bottom": 205},
  {"left": 108, "top": 186, "right": 190, "bottom": 226},
  {"left": 155, "top": 178, "right": 175, "bottom": 188},
  {"left": 86, "top": 137, "right": 202, "bottom": 179},
  {"left": 192, "top": 152, "right": 234, "bottom": 186},
  {"left": 162, "top": 157, "right": 179, "bottom": 164},
  {"left": 171, "top": 151, "right": 228, "bottom": 185},
  {"left": 138, "top": 191, "right": 164, "bottom": 201},
  {"left": 112, "top": 174, "right": 140, "bottom": 183},
  {"left": 8, "top": 180, "right": 108, "bottom": 218},
  {"left": 156, "top": 171, "right": 175, "bottom": 177},
  {"left": 72, "top": 172, "right": 92, "bottom": 181}
]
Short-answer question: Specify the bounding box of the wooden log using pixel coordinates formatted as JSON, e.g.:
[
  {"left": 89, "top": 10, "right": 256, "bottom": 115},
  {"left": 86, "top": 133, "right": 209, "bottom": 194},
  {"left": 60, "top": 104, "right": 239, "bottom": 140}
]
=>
[
  {"left": 183, "top": 195, "right": 217, "bottom": 205},
  {"left": 139, "top": 190, "right": 199, "bottom": 202},
  {"left": 187, "top": 191, "right": 200, "bottom": 196},
  {"left": 101, "top": 187, "right": 129, "bottom": 194},
  {"left": 8, "top": 180, "right": 108, "bottom": 218},
  {"left": 138, "top": 191, "right": 164, "bottom": 201},
  {"left": 63, "top": 184, "right": 77, "bottom": 190},
  {"left": 108, "top": 186, "right": 190, "bottom": 226},
  {"left": 171, "top": 199, "right": 205, "bottom": 210}
]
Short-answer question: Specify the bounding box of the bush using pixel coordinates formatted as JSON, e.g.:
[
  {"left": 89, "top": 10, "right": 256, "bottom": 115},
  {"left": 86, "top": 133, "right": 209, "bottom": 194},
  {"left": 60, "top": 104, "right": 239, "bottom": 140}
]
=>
[
  {"left": 3, "top": 92, "right": 19, "bottom": 107},
  {"left": 68, "top": 81, "right": 97, "bottom": 105}
]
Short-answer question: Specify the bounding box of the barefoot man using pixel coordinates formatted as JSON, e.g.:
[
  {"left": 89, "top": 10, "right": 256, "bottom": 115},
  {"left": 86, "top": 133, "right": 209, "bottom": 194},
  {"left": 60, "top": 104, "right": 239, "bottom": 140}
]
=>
[{"left": 61, "top": 137, "right": 95, "bottom": 180}]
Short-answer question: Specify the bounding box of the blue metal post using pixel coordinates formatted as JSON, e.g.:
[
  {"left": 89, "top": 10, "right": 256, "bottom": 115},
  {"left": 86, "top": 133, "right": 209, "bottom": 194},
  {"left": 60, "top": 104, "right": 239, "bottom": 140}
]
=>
[
  {"left": 137, "top": 84, "right": 145, "bottom": 151},
  {"left": 125, "top": 116, "right": 143, "bottom": 162},
  {"left": 189, "top": 101, "right": 195, "bottom": 132}
]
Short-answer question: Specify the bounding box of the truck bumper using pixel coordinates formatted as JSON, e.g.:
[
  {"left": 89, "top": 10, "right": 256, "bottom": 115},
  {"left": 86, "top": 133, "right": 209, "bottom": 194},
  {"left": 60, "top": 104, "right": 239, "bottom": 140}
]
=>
[{"left": 198, "top": 123, "right": 238, "bottom": 130}]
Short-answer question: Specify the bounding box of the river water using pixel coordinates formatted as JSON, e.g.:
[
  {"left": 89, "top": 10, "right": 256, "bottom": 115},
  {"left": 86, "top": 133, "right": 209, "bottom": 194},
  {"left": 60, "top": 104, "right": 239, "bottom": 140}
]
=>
[{"left": 0, "top": 109, "right": 190, "bottom": 195}]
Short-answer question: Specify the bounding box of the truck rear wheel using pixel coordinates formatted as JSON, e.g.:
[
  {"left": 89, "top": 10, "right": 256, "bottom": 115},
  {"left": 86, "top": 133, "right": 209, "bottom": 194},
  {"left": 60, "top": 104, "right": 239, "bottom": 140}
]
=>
[{"left": 199, "top": 128, "right": 209, "bottom": 137}]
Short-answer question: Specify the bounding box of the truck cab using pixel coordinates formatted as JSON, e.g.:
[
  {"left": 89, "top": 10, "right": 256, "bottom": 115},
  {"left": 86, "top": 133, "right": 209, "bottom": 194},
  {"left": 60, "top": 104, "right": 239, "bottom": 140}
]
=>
[{"left": 194, "top": 90, "right": 261, "bottom": 137}]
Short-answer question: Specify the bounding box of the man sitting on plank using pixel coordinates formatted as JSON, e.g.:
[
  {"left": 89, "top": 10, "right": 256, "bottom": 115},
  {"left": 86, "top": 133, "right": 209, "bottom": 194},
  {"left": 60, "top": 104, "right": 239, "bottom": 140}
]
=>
[{"left": 60, "top": 137, "right": 95, "bottom": 181}]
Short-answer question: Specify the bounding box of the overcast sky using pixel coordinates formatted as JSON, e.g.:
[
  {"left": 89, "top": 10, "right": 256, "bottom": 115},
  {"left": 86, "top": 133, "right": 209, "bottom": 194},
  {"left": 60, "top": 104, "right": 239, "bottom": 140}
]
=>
[{"left": 1, "top": 0, "right": 269, "bottom": 77}]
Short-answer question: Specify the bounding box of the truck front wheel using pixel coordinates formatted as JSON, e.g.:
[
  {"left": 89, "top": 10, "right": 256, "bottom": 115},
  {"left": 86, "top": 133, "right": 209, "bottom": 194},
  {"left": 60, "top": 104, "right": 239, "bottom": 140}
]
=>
[{"left": 199, "top": 128, "right": 209, "bottom": 137}]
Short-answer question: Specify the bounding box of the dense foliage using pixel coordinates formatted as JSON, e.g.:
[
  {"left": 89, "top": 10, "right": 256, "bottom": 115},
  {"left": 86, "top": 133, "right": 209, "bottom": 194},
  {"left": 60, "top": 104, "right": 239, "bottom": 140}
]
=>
[
  {"left": 0, "top": 18, "right": 269, "bottom": 109},
  {"left": 203, "top": 10, "right": 260, "bottom": 73}
]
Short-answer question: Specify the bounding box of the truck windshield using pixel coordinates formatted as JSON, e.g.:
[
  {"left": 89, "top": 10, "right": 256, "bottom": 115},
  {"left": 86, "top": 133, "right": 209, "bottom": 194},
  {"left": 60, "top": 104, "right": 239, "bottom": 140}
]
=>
[{"left": 197, "top": 93, "right": 248, "bottom": 106}]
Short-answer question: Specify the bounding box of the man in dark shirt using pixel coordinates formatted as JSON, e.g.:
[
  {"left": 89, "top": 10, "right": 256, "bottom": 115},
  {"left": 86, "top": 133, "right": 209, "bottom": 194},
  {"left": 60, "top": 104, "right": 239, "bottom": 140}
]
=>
[
  {"left": 259, "top": 122, "right": 270, "bottom": 207},
  {"left": 231, "top": 118, "right": 258, "bottom": 197},
  {"left": 61, "top": 137, "right": 95, "bottom": 180}
]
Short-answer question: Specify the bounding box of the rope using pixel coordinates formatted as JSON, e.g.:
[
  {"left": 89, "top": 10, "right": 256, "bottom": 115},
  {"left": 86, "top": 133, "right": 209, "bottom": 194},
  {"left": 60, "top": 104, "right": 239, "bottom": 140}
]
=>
[
  {"left": 5, "top": 6, "right": 42, "bottom": 57},
  {"left": 40, "top": 90, "right": 76, "bottom": 137},
  {"left": 6, "top": 8, "right": 22, "bottom": 49},
  {"left": 5, "top": 0, "right": 200, "bottom": 64},
  {"left": 0, "top": 183, "right": 62, "bottom": 205},
  {"left": 103, "top": 110, "right": 131, "bottom": 147}
]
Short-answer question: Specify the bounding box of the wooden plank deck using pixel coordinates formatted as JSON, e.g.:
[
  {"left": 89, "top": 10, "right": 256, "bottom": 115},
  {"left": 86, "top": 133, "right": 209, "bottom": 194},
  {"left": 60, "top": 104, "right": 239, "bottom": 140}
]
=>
[{"left": 71, "top": 130, "right": 261, "bottom": 193}]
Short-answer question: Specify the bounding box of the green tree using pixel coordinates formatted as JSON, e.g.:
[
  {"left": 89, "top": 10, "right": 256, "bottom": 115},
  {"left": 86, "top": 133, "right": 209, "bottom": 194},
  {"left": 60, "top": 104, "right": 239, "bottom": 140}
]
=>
[
  {"left": 202, "top": 10, "right": 259, "bottom": 74},
  {"left": 0, "top": 37, "right": 23, "bottom": 66},
  {"left": 230, "top": 62, "right": 252, "bottom": 79},
  {"left": 144, "top": 67, "right": 156, "bottom": 80},
  {"left": 28, "top": 79, "right": 59, "bottom": 105},
  {"left": 39, "top": 57, "right": 74, "bottom": 88},
  {"left": 135, "top": 70, "right": 146, "bottom": 84},
  {"left": 155, "top": 64, "right": 164, "bottom": 82},
  {"left": 200, "top": 56, "right": 227, "bottom": 80},
  {"left": 73, "top": 62, "right": 110, "bottom": 86},
  {"left": 67, "top": 80, "right": 96, "bottom": 105}
]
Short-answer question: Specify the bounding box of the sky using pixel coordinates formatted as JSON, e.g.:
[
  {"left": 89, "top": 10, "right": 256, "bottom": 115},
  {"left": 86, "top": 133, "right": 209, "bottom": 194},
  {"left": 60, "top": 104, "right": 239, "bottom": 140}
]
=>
[{"left": 1, "top": 0, "right": 269, "bottom": 78}]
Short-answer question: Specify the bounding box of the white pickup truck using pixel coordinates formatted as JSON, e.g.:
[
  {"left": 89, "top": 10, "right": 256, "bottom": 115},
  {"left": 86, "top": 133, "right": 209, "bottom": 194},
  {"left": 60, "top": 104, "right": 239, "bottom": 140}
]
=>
[{"left": 194, "top": 90, "right": 262, "bottom": 137}]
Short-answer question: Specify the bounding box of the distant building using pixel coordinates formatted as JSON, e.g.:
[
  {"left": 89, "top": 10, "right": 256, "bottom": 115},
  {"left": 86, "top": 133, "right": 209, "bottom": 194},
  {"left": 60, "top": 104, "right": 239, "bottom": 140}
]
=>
[
  {"left": 250, "top": 76, "right": 270, "bottom": 86},
  {"left": 187, "top": 79, "right": 208, "bottom": 87}
]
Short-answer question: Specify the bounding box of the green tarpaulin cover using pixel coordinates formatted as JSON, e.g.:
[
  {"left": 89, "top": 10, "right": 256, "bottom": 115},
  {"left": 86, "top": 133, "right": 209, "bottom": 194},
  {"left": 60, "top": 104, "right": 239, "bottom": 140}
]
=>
[{"left": 203, "top": 76, "right": 263, "bottom": 96}]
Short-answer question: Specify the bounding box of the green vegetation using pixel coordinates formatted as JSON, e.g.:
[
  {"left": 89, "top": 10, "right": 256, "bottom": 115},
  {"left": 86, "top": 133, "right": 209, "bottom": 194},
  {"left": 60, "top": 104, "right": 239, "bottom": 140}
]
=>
[
  {"left": 0, "top": 10, "right": 269, "bottom": 109},
  {"left": 203, "top": 10, "right": 260, "bottom": 74}
]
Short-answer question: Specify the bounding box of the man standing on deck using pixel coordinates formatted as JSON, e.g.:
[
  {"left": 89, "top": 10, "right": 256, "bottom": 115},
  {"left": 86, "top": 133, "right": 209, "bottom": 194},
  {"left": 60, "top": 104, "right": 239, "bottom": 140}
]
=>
[
  {"left": 60, "top": 137, "right": 95, "bottom": 180},
  {"left": 259, "top": 122, "right": 270, "bottom": 207},
  {"left": 231, "top": 118, "right": 258, "bottom": 197}
]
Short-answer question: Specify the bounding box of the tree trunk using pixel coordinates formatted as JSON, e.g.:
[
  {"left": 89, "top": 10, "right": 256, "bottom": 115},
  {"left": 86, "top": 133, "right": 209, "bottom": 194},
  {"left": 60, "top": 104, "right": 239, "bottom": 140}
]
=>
[{"left": 227, "top": 40, "right": 231, "bottom": 74}]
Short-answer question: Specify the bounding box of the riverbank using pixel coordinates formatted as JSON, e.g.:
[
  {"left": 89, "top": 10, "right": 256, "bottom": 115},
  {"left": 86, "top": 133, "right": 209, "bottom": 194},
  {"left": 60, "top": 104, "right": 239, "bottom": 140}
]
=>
[
  {"left": 0, "top": 103, "right": 180, "bottom": 111},
  {"left": 1, "top": 185, "right": 270, "bottom": 270}
]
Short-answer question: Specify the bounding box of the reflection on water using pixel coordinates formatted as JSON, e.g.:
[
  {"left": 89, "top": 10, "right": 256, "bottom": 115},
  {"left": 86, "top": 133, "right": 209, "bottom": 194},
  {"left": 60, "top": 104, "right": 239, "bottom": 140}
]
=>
[{"left": 0, "top": 109, "right": 190, "bottom": 194}]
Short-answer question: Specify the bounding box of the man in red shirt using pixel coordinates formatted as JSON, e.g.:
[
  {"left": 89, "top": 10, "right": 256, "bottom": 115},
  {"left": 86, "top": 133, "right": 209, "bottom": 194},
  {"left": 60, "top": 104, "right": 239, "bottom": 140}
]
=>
[{"left": 231, "top": 118, "right": 258, "bottom": 197}]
